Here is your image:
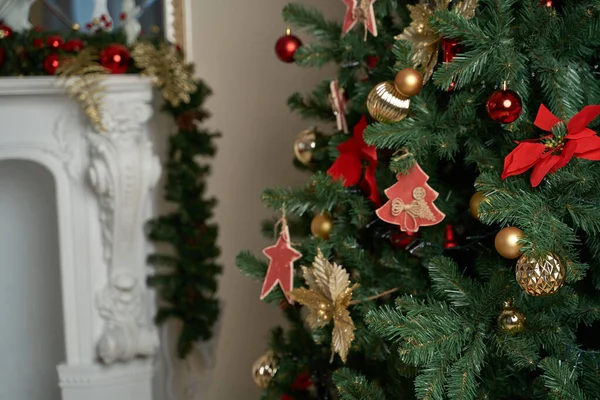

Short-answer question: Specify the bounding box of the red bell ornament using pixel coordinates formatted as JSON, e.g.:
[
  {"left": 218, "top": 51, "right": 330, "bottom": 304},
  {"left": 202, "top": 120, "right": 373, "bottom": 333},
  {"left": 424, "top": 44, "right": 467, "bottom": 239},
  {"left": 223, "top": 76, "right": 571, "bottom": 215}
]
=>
[
  {"left": 275, "top": 29, "right": 302, "bottom": 63},
  {"left": 44, "top": 53, "right": 61, "bottom": 75},
  {"left": 486, "top": 89, "right": 523, "bottom": 123},
  {"left": 100, "top": 44, "right": 131, "bottom": 74}
]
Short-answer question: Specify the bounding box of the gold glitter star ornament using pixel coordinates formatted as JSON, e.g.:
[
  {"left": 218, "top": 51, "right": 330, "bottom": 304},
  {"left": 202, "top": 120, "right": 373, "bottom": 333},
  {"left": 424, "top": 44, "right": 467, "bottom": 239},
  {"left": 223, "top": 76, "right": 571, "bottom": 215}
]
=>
[{"left": 289, "top": 249, "right": 357, "bottom": 363}]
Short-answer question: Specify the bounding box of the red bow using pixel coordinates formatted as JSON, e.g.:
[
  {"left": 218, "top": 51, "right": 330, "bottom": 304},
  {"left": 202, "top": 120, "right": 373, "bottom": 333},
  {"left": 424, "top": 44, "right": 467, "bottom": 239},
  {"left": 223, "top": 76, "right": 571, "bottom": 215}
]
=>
[
  {"left": 328, "top": 116, "right": 381, "bottom": 204},
  {"left": 502, "top": 104, "right": 600, "bottom": 187}
]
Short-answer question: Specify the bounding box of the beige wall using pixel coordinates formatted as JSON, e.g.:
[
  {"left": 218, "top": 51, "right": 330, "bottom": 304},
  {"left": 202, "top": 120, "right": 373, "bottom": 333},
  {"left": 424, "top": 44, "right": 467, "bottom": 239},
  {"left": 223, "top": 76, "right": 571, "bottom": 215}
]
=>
[{"left": 182, "top": 0, "right": 344, "bottom": 399}]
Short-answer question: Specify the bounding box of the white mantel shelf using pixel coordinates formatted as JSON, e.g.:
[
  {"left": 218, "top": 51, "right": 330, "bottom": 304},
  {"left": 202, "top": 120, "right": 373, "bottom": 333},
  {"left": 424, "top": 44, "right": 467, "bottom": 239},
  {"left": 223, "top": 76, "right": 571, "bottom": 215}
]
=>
[{"left": 0, "top": 75, "right": 161, "bottom": 400}]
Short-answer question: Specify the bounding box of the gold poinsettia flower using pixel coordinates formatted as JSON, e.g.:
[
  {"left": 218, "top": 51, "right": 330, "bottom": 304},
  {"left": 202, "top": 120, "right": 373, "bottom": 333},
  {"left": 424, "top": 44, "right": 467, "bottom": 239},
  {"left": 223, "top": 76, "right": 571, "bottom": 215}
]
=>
[{"left": 289, "top": 249, "right": 358, "bottom": 363}]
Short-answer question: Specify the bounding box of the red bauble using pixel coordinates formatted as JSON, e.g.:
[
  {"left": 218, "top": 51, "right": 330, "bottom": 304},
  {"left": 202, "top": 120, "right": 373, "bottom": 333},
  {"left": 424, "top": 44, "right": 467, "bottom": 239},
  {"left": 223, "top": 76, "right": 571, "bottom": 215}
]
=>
[
  {"left": 275, "top": 30, "right": 302, "bottom": 63},
  {"left": 44, "top": 53, "right": 60, "bottom": 75},
  {"left": 442, "top": 38, "right": 463, "bottom": 64},
  {"left": 33, "top": 38, "right": 43, "bottom": 48},
  {"left": 486, "top": 89, "right": 523, "bottom": 123},
  {"left": 391, "top": 231, "right": 417, "bottom": 249},
  {"left": 366, "top": 56, "right": 380, "bottom": 69},
  {"left": 100, "top": 44, "right": 131, "bottom": 74},
  {"left": 444, "top": 224, "right": 458, "bottom": 249},
  {"left": 0, "top": 24, "right": 12, "bottom": 39},
  {"left": 540, "top": 0, "right": 553, "bottom": 6},
  {"left": 64, "top": 39, "right": 84, "bottom": 52},
  {"left": 47, "top": 35, "right": 64, "bottom": 49}
]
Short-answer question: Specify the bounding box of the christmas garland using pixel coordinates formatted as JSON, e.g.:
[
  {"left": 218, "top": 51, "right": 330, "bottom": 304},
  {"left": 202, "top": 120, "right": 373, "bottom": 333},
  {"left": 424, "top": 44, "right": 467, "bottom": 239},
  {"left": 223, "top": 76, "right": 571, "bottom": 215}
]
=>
[{"left": 0, "top": 23, "right": 221, "bottom": 358}]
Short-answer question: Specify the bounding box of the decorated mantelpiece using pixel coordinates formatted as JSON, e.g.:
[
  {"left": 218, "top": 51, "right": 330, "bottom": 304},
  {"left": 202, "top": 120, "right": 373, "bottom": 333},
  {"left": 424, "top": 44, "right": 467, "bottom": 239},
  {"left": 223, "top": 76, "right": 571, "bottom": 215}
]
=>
[{"left": 0, "top": 3, "right": 221, "bottom": 400}]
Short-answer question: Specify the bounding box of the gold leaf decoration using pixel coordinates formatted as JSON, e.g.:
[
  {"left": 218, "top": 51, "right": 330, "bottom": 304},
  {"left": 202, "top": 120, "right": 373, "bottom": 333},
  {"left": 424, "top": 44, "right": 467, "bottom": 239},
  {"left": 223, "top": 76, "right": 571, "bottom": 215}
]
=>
[
  {"left": 132, "top": 42, "right": 197, "bottom": 107},
  {"left": 289, "top": 249, "right": 357, "bottom": 363},
  {"left": 395, "top": 0, "right": 478, "bottom": 82},
  {"left": 56, "top": 49, "right": 109, "bottom": 133}
]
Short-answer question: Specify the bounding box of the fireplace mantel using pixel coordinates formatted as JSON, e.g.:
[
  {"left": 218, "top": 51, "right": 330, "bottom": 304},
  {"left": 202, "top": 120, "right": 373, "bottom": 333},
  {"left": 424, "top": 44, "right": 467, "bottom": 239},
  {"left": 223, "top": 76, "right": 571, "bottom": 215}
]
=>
[{"left": 0, "top": 75, "right": 161, "bottom": 400}]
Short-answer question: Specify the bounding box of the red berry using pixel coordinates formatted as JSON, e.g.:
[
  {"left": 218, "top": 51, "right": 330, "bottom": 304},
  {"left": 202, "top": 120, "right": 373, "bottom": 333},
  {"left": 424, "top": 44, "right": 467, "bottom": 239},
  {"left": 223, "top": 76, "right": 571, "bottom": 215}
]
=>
[
  {"left": 120, "top": 12, "right": 127, "bottom": 20},
  {"left": 101, "top": 15, "right": 107, "bottom": 22}
]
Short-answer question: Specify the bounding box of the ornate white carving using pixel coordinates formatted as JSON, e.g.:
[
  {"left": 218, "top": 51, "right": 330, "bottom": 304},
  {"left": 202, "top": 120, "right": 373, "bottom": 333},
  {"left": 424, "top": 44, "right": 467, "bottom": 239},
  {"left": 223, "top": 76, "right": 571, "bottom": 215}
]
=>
[
  {"left": 0, "top": 0, "right": 34, "bottom": 31},
  {"left": 86, "top": 97, "right": 161, "bottom": 364}
]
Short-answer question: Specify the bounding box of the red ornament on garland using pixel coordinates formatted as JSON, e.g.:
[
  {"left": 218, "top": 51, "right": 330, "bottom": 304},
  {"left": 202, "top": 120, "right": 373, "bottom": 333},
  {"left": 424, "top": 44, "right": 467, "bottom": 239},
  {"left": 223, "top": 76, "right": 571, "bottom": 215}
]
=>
[
  {"left": 261, "top": 220, "right": 302, "bottom": 303},
  {"left": 275, "top": 29, "right": 302, "bottom": 63},
  {"left": 64, "top": 39, "right": 84, "bottom": 52},
  {"left": 33, "top": 38, "right": 43, "bottom": 48},
  {"left": 540, "top": 0, "right": 553, "bottom": 7},
  {"left": 0, "top": 24, "right": 12, "bottom": 39},
  {"left": 46, "top": 35, "right": 64, "bottom": 49},
  {"left": 442, "top": 38, "right": 463, "bottom": 64},
  {"left": 486, "top": 88, "right": 523, "bottom": 123},
  {"left": 390, "top": 231, "right": 417, "bottom": 249},
  {"left": 376, "top": 162, "right": 445, "bottom": 233},
  {"left": 44, "top": 53, "right": 60, "bottom": 75},
  {"left": 100, "top": 44, "right": 131, "bottom": 74}
]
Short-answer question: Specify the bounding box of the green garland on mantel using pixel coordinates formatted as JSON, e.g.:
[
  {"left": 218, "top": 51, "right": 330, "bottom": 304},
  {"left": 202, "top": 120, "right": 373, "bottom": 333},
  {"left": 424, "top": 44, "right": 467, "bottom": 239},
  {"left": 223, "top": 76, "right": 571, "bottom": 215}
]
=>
[{"left": 0, "top": 25, "right": 221, "bottom": 358}]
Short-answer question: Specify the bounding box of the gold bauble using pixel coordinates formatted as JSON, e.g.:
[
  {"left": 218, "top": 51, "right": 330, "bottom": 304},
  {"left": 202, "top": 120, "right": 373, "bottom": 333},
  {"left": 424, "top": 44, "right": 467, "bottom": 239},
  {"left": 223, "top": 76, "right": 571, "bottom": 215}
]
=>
[
  {"left": 497, "top": 300, "right": 525, "bottom": 333},
  {"left": 72, "top": 23, "right": 81, "bottom": 31},
  {"left": 366, "top": 81, "right": 410, "bottom": 123},
  {"left": 469, "top": 192, "right": 486, "bottom": 220},
  {"left": 495, "top": 227, "right": 524, "bottom": 259},
  {"left": 311, "top": 213, "right": 333, "bottom": 240},
  {"left": 293, "top": 128, "right": 317, "bottom": 165},
  {"left": 516, "top": 253, "right": 565, "bottom": 296},
  {"left": 394, "top": 68, "right": 424, "bottom": 97},
  {"left": 252, "top": 351, "right": 278, "bottom": 388}
]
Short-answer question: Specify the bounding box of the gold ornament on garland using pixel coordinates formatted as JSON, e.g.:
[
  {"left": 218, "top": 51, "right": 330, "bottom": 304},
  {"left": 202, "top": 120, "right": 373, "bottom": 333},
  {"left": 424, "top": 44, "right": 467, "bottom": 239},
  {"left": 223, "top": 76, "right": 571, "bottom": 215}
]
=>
[
  {"left": 469, "top": 191, "right": 486, "bottom": 220},
  {"left": 311, "top": 213, "right": 333, "bottom": 240},
  {"left": 494, "top": 227, "right": 524, "bottom": 259},
  {"left": 56, "top": 48, "right": 109, "bottom": 133},
  {"left": 132, "top": 42, "right": 197, "bottom": 107},
  {"left": 497, "top": 299, "right": 525, "bottom": 333},
  {"left": 294, "top": 128, "right": 317, "bottom": 165},
  {"left": 252, "top": 351, "right": 278, "bottom": 388},
  {"left": 516, "top": 253, "right": 565, "bottom": 296},
  {"left": 366, "top": 81, "right": 411, "bottom": 123},
  {"left": 394, "top": 67, "right": 424, "bottom": 98},
  {"left": 289, "top": 249, "right": 358, "bottom": 363},
  {"left": 395, "top": 0, "right": 478, "bottom": 82}
]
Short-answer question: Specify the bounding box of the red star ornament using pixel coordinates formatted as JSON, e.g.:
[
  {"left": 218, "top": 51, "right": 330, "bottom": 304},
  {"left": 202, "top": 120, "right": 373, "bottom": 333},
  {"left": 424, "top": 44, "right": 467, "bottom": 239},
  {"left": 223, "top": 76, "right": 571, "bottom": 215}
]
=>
[
  {"left": 328, "top": 116, "right": 381, "bottom": 204},
  {"left": 330, "top": 80, "right": 349, "bottom": 134},
  {"left": 342, "top": 0, "right": 378, "bottom": 40},
  {"left": 261, "top": 225, "right": 302, "bottom": 303},
  {"left": 502, "top": 104, "right": 600, "bottom": 187},
  {"left": 376, "top": 163, "right": 445, "bottom": 232}
]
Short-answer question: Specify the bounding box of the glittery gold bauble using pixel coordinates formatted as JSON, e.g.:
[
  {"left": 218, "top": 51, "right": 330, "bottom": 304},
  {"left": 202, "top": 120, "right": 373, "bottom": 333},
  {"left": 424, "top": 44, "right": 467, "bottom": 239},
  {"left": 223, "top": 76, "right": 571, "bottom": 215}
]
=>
[
  {"left": 469, "top": 192, "right": 486, "bottom": 220},
  {"left": 252, "top": 351, "right": 278, "bottom": 388},
  {"left": 366, "top": 81, "right": 410, "bottom": 123},
  {"left": 311, "top": 213, "right": 333, "bottom": 240},
  {"left": 516, "top": 253, "right": 565, "bottom": 296},
  {"left": 497, "top": 300, "right": 525, "bottom": 333},
  {"left": 294, "top": 128, "right": 317, "bottom": 165},
  {"left": 494, "top": 227, "right": 524, "bottom": 259},
  {"left": 72, "top": 23, "right": 80, "bottom": 31},
  {"left": 394, "top": 68, "right": 424, "bottom": 97}
]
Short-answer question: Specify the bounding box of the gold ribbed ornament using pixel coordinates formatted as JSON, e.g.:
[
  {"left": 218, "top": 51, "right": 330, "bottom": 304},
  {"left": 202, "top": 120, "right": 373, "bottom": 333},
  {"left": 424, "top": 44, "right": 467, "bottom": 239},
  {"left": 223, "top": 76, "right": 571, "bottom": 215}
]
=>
[
  {"left": 516, "top": 253, "right": 565, "bottom": 296},
  {"left": 294, "top": 128, "right": 317, "bottom": 165},
  {"left": 252, "top": 351, "right": 278, "bottom": 388},
  {"left": 366, "top": 81, "right": 411, "bottom": 123}
]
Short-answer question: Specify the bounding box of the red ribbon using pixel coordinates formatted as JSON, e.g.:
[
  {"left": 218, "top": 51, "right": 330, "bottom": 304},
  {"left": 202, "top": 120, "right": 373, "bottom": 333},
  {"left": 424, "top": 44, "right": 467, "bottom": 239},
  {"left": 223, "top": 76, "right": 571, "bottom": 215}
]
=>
[
  {"left": 328, "top": 116, "right": 381, "bottom": 204},
  {"left": 502, "top": 104, "right": 600, "bottom": 187}
]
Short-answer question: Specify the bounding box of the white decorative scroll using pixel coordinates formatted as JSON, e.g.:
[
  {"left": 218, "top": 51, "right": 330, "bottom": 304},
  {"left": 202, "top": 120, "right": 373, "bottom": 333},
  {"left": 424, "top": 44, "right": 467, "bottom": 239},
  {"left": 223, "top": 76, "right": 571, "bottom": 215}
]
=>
[
  {"left": 0, "top": 0, "right": 34, "bottom": 31},
  {"left": 87, "top": 96, "right": 161, "bottom": 364}
]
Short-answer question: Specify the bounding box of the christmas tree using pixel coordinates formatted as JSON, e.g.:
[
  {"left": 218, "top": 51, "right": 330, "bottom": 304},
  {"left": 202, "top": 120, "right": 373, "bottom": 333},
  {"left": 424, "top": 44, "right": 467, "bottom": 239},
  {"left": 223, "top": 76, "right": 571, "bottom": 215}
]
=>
[{"left": 237, "top": 0, "right": 600, "bottom": 399}]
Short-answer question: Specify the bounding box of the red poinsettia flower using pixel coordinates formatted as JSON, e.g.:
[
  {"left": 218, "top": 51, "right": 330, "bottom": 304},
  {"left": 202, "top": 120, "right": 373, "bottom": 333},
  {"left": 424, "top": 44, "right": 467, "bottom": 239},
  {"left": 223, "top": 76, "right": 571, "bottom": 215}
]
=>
[
  {"left": 502, "top": 104, "right": 600, "bottom": 187},
  {"left": 328, "top": 116, "right": 381, "bottom": 204}
]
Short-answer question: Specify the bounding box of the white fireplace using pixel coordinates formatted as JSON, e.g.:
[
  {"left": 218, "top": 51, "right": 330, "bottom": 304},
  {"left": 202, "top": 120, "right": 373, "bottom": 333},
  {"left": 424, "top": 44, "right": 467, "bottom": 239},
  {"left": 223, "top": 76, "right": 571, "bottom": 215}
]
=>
[{"left": 0, "top": 75, "right": 162, "bottom": 400}]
